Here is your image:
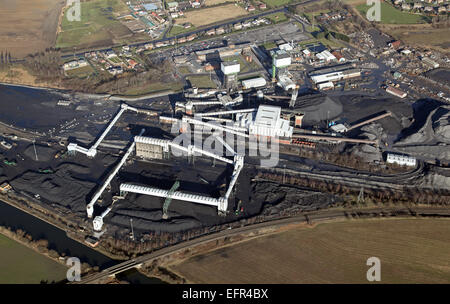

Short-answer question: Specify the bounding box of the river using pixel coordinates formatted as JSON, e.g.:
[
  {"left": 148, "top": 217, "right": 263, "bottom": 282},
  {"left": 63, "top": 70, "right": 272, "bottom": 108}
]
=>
[{"left": 0, "top": 200, "right": 164, "bottom": 284}]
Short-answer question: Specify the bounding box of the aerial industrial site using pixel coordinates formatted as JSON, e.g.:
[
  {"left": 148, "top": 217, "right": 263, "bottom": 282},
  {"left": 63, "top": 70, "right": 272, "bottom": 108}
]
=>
[{"left": 0, "top": 0, "right": 449, "bottom": 286}]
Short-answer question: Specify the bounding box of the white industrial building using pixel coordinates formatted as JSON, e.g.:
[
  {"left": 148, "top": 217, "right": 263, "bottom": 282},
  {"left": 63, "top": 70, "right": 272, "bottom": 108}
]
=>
[
  {"left": 248, "top": 105, "right": 293, "bottom": 138},
  {"left": 221, "top": 61, "right": 240, "bottom": 75},
  {"left": 386, "top": 153, "right": 416, "bottom": 167},
  {"left": 277, "top": 75, "right": 296, "bottom": 91},
  {"left": 422, "top": 57, "right": 439, "bottom": 69},
  {"left": 330, "top": 123, "right": 347, "bottom": 133},
  {"left": 63, "top": 59, "right": 88, "bottom": 71},
  {"left": 278, "top": 43, "right": 293, "bottom": 52},
  {"left": 310, "top": 69, "right": 361, "bottom": 85},
  {"left": 273, "top": 51, "right": 291, "bottom": 68},
  {"left": 386, "top": 86, "right": 407, "bottom": 98},
  {"left": 241, "top": 77, "right": 267, "bottom": 89},
  {"left": 317, "top": 81, "right": 334, "bottom": 90},
  {"left": 316, "top": 50, "right": 336, "bottom": 62}
]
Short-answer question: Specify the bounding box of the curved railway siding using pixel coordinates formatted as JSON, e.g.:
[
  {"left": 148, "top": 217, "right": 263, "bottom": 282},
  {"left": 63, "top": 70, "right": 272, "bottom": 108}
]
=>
[{"left": 257, "top": 161, "right": 432, "bottom": 192}]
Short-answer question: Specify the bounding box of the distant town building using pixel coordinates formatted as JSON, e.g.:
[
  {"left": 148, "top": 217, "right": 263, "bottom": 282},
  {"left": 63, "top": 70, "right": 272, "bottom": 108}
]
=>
[
  {"left": 167, "top": 2, "right": 179, "bottom": 12},
  {"left": 0, "top": 182, "right": 12, "bottom": 193},
  {"left": 422, "top": 57, "right": 440, "bottom": 69},
  {"left": 386, "top": 86, "right": 407, "bottom": 98},
  {"left": 316, "top": 50, "right": 337, "bottom": 62},
  {"left": 63, "top": 59, "right": 88, "bottom": 71}
]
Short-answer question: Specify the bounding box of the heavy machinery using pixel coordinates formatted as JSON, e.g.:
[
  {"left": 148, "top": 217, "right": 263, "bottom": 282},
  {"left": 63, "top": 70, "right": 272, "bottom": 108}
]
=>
[
  {"left": 162, "top": 181, "right": 180, "bottom": 219},
  {"left": 3, "top": 160, "right": 16, "bottom": 166}
]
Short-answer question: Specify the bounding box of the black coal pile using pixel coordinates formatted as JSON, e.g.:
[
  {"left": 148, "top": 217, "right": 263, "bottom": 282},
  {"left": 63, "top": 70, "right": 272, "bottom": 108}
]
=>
[
  {"left": 23, "top": 144, "right": 55, "bottom": 162},
  {"left": 9, "top": 163, "right": 97, "bottom": 212}
]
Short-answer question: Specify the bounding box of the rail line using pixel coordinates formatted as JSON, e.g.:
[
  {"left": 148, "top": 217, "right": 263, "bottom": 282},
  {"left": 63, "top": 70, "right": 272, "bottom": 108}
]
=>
[{"left": 74, "top": 206, "right": 450, "bottom": 284}]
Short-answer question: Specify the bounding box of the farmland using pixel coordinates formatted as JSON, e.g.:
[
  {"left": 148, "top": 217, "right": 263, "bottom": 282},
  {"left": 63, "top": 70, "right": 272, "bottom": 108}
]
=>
[
  {"left": 356, "top": 2, "right": 430, "bottom": 24},
  {"left": 204, "top": 0, "right": 232, "bottom": 6},
  {"left": 0, "top": 233, "right": 67, "bottom": 284},
  {"left": 56, "top": 0, "right": 132, "bottom": 50},
  {"left": 174, "top": 4, "right": 248, "bottom": 27},
  {"left": 378, "top": 24, "right": 450, "bottom": 55},
  {"left": 168, "top": 218, "right": 450, "bottom": 283},
  {"left": 261, "top": 0, "right": 292, "bottom": 8},
  {"left": 0, "top": 0, "right": 65, "bottom": 58}
]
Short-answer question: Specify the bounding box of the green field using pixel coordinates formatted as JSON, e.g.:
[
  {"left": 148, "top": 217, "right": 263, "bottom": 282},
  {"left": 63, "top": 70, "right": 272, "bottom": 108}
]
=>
[
  {"left": 357, "top": 2, "right": 430, "bottom": 24},
  {"left": 56, "top": 0, "right": 130, "bottom": 49},
  {"left": 122, "top": 81, "right": 184, "bottom": 95},
  {"left": 170, "top": 218, "right": 450, "bottom": 283},
  {"left": 167, "top": 25, "right": 197, "bottom": 38},
  {"left": 65, "top": 65, "right": 95, "bottom": 78},
  {"left": 266, "top": 12, "right": 288, "bottom": 24},
  {"left": 261, "top": 0, "right": 292, "bottom": 8},
  {"left": 186, "top": 75, "right": 217, "bottom": 89},
  {"left": 0, "top": 233, "right": 67, "bottom": 284}
]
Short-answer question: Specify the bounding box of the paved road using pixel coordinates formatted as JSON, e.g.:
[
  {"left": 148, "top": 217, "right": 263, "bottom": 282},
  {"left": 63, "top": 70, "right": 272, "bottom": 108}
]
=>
[{"left": 75, "top": 206, "right": 450, "bottom": 284}]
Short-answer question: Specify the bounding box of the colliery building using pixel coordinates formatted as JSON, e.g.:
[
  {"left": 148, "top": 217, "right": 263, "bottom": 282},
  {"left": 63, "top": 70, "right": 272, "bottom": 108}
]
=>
[
  {"left": 248, "top": 105, "right": 293, "bottom": 138},
  {"left": 386, "top": 153, "right": 416, "bottom": 167},
  {"left": 310, "top": 69, "right": 361, "bottom": 85},
  {"left": 135, "top": 136, "right": 167, "bottom": 159}
]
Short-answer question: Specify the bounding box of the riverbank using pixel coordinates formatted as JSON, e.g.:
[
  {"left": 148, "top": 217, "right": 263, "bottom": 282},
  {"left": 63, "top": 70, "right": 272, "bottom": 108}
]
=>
[
  {"left": 0, "top": 75, "right": 179, "bottom": 100},
  {"left": 0, "top": 193, "right": 127, "bottom": 261},
  {"left": 0, "top": 67, "right": 66, "bottom": 90},
  {"left": 0, "top": 200, "right": 166, "bottom": 284}
]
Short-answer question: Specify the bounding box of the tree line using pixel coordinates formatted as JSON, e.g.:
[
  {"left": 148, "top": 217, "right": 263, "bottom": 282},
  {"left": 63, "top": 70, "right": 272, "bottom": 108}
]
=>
[{"left": 0, "top": 50, "right": 12, "bottom": 66}]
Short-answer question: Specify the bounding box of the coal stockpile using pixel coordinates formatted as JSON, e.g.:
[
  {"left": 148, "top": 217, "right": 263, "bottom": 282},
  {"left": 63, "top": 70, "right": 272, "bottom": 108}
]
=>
[
  {"left": 337, "top": 94, "right": 413, "bottom": 135},
  {"left": 0, "top": 85, "right": 83, "bottom": 130},
  {"left": 294, "top": 95, "right": 343, "bottom": 126},
  {"left": 9, "top": 165, "right": 97, "bottom": 213},
  {"left": 252, "top": 182, "right": 338, "bottom": 215},
  {"left": 23, "top": 144, "right": 55, "bottom": 162},
  {"left": 425, "top": 68, "right": 450, "bottom": 87},
  {"left": 394, "top": 101, "right": 450, "bottom": 162},
  {"left": 103, "top": 160, "right": 336, "bottom": 234}
]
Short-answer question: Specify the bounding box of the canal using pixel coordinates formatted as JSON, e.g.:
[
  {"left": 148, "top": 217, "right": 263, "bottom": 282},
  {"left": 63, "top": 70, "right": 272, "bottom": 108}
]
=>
[{"left": 0, "top": 200, "right": 164, "bottom": 284}]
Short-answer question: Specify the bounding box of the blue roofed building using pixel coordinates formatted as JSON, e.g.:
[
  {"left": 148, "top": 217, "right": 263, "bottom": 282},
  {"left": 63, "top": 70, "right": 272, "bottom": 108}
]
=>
[{"left": 143, "top": 3, "right": 158, "bottom": 11}]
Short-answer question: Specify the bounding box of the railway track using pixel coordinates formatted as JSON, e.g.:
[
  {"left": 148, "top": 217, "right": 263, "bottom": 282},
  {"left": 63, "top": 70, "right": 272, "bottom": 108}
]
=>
[{"left": 74, "top": 206, "right": 450, "bottom": 284}]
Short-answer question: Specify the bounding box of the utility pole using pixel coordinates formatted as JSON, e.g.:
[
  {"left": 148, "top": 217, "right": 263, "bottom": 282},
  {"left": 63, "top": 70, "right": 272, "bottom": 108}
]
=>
[
  {"left": 130, "top": 218, "right": 135, "bottom": 240},
  {"left": 283, "top": 164, "right": 286, "bottom": 183},
  {"left": 357, "top": 187, "right": 365, "bottom": 204},
  {"left": 312, "top": 12, "right": 315, "bottom": 31}
]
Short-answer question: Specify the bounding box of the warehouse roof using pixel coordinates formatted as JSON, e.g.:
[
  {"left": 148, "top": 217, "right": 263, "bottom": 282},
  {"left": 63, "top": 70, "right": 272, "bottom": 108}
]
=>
[{"left": 254, "top": 105, "right": 281, "bottom": 128}]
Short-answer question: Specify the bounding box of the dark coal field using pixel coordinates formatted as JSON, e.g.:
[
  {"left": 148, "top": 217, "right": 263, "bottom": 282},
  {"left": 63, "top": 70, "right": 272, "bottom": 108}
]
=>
[{"left": 1, "top": 139, "right": 337, "bottom": 235}]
